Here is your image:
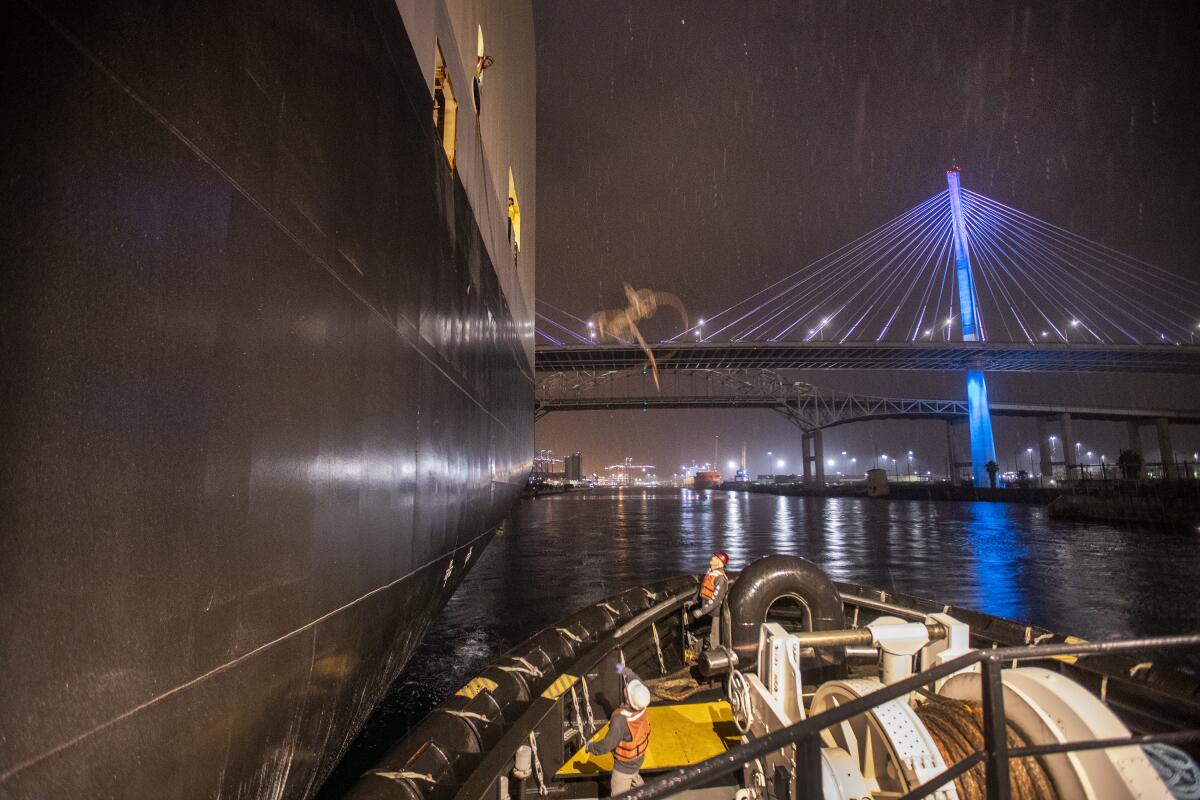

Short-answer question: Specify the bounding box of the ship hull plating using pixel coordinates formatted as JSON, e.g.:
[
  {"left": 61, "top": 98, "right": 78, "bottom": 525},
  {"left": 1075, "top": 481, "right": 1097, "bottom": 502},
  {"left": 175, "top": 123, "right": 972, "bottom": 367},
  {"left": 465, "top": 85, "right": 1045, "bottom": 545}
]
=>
[{"left": 0, "top": 1, "right": 533, "bottom": 797}]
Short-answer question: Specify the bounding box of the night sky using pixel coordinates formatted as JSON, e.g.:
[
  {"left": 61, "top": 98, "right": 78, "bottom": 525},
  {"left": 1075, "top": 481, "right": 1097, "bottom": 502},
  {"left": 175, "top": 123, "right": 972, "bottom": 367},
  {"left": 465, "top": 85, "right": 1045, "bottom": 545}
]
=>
[{"left": 532, "top": 1, "right": 1200, "bottom": 477}]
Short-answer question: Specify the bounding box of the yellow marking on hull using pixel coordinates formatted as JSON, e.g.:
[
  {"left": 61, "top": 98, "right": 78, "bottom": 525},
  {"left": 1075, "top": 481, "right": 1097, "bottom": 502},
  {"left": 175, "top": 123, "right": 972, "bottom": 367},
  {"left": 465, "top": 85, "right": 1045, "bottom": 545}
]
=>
[
  {"left": 455, "top": 677, "right": 498, "bottom": 699},
  {"left": 540, "top": 674, "right": 579, "bottom": 700},
  {"left": 557, "top": 701, "right": 739, "bottom": 776}
]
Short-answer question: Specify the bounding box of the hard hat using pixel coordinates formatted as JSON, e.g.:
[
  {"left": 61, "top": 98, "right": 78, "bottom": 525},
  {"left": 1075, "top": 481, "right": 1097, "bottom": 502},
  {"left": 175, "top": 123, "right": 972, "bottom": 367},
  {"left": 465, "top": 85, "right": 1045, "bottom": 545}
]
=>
[
  {"left": 713, "top": 551, "right": 729, "bottom": 566},
  {"left": 626, "top": 679, "right": 651, "bottom": 710}
]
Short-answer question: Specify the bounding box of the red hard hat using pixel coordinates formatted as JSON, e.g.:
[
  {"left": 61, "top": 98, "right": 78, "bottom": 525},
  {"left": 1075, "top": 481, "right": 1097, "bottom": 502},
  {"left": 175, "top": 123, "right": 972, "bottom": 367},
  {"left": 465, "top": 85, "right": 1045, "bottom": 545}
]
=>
[{"left": 713, "top": 551, "right": 729, "bottom": 565}]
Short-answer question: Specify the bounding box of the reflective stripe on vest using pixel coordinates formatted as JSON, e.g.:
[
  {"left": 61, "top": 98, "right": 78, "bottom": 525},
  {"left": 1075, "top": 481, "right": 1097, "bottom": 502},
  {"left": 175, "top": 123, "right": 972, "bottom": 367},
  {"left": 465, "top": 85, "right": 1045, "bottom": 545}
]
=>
[
  {"left": 699, "top": 568, "right": 725, "bottom": 601},
  {"left": 614, "top": 706, "right": 651, "bottom": 762}
]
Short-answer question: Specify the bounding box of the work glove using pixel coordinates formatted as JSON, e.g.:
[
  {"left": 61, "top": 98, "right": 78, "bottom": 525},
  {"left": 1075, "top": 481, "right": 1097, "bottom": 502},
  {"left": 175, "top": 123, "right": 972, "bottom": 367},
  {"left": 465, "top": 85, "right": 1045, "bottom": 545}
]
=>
[
  {"left": 585, "top": 742, "right": 597, "bottom": 755},
  {"left": 615, "top": 661, "right": 626, "bottom": 675},
  {"left": 691, "top": 608, "right": 703, "bottom": 619}
]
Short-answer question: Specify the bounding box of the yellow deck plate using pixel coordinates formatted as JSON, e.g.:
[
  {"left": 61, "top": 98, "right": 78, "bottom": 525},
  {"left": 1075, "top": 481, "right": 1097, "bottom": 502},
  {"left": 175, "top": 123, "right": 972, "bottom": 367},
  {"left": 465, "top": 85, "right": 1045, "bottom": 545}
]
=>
[{"left": 557, "top": 701, "right": 740, "bottom": 776}]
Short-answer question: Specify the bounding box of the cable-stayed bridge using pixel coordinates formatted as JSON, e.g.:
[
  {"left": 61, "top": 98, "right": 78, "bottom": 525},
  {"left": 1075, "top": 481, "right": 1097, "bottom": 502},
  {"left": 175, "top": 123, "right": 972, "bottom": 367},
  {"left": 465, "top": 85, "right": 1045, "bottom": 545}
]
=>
[{"left": 536, "top": 170, "right": 1200, "bottom": 483}]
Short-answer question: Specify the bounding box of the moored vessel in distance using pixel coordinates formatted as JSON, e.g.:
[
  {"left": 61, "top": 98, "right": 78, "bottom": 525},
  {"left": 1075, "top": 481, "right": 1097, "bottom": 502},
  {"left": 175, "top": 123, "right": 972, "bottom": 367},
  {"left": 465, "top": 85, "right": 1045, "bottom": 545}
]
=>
[{"left": 1, "top": 1, "right": 535, "bottom": 797}]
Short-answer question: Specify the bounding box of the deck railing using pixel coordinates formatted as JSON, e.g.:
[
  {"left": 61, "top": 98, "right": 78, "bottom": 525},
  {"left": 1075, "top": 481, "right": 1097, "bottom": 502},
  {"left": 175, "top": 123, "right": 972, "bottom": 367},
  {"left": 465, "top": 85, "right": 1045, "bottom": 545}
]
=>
[{"left": 619, "top": 633, "right": 1200, "bottom": 800}]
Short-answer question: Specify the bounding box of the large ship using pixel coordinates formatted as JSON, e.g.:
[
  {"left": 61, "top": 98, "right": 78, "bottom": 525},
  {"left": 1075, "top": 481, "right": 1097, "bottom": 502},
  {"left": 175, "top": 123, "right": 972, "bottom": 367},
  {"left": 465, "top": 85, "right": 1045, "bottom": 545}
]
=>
[{"left": 1, "top": 2, "right": 535, "bottom": 797}]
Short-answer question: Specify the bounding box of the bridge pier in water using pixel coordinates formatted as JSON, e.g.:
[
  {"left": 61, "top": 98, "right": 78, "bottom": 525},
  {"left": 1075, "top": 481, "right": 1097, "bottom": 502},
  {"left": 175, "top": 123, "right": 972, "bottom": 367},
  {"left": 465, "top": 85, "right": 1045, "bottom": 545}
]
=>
[
  {"left": 1157, "top": 417, "right": 1176, "bottom": 478},
  {"left": 801, "top": 429, "right": 825, "bottom": 485},
  {"left": 1127, "top": 421, "right": 1143, "bottom": 457},
  {"left": 1060, "top": 412, "right": 1077, "bottom": 473},
  {"left": 1037, "top": 417, "right": 1054, "bottom": 478}
]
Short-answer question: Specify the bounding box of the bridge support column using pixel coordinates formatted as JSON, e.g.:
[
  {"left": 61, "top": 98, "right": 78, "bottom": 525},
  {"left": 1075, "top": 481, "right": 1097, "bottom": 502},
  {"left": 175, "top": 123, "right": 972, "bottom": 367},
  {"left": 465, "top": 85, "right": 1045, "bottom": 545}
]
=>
[
  {"left": 1127, "top": 421, "right": 1143, "bottom": 456},
  {"left": 1060, "top": 413, "right": 1077, "bottom": 476},
  {"left": 801, "top": 433, "right": 813, "bottom": 484},
  {"left": 965, "top": 368, "right": 997, "bottom": 486},
  {"left": 1036, "top": 417, "right": 1053, "bottom": 480},
  {"left": 945, "top": 420, "right": 960, "bottom": 485},
  {"left": 1157, "top": 417, "right": 1175, "bottom": 479},
  {"left": 812, "top": 429, "right": 825, "bottom": 486}
]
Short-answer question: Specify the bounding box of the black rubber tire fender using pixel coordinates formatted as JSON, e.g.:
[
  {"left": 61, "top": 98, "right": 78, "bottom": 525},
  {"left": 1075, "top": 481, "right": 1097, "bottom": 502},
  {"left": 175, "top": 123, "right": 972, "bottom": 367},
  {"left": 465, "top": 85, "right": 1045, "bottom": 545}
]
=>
[{"left": 727, "top": 555, "right": 846, "bottom": 672}]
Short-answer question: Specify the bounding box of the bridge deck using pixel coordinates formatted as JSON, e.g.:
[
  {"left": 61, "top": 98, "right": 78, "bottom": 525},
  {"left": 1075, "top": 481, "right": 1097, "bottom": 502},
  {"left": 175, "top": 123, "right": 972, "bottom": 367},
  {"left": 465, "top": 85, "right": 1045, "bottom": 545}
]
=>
[{"left": 535, "top": 342, "right": 1200, "bottom": 374}]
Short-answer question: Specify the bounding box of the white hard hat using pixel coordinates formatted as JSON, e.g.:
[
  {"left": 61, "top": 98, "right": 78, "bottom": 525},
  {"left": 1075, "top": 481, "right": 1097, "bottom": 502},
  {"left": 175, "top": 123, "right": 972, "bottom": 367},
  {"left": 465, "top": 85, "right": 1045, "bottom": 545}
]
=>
[{"left": 626, "top": 679, "right": 651, "bottom": 710}]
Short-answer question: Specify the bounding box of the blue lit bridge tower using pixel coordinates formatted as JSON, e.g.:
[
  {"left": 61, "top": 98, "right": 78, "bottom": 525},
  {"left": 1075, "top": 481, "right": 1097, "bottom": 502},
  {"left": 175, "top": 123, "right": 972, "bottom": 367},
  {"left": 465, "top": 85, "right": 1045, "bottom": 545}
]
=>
[{"left": 947, "top": 167, "right": 998, "bottom": 485}]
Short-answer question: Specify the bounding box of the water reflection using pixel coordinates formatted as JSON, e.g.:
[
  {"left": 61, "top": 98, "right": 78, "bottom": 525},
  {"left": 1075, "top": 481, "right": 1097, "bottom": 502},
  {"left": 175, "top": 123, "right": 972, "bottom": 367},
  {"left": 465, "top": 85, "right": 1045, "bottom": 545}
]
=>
[{"left": 319, "top": 489, "right": 1200, "bottom": 796}]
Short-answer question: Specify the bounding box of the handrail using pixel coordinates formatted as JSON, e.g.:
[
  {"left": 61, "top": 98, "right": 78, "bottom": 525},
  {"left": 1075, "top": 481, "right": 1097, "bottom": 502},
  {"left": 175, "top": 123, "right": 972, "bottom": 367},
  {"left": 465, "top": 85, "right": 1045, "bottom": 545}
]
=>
[{"left": 619, "top": 633, "right": 1200, "bottom": 800}]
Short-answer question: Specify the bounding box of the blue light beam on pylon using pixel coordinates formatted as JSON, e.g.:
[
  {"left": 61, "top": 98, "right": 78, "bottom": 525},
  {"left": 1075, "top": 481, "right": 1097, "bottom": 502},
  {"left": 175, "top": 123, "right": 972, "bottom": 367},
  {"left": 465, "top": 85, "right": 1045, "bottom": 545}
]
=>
[{"left": 948, "top": 168, "right": 997, "bottom": 486}]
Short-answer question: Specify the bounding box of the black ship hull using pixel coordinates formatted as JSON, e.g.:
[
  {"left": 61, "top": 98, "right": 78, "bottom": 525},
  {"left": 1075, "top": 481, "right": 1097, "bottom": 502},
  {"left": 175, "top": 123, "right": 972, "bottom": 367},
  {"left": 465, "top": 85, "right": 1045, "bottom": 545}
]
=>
[{"left": 1, "top": 1, "right": 532, "bottom": 797}]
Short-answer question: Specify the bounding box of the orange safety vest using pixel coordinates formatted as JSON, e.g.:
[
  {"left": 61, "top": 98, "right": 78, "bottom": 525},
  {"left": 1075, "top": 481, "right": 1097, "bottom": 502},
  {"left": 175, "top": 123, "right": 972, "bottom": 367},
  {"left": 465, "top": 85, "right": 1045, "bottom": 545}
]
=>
[
  {"left": 699, "top": 568, "right": 725, "bottom": 601},
  {"left": 614, "top": 706, "right": 651, "bottom": 762}
]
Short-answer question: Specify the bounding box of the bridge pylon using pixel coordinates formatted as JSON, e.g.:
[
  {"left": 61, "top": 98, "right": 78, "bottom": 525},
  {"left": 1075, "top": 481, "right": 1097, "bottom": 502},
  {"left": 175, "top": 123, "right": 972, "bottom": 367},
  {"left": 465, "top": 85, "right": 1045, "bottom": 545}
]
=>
[{"left": 948, "top": 168, "right": 998, "bottom": 485}]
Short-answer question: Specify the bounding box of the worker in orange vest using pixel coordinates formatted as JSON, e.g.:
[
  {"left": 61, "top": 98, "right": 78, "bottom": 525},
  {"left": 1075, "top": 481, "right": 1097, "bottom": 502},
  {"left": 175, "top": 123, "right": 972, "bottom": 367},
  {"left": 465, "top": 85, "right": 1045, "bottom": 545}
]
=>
[
  {"left": 691, "top": 551, "right": 730, "bottom": 648},
  {"left": 585, "top": 662, "right": 652, "bottom": 796}
]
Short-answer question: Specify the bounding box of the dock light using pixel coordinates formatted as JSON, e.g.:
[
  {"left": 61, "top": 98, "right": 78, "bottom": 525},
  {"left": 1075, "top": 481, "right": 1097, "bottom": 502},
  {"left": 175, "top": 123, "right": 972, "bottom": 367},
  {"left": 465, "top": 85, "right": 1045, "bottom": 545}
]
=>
[
  {"left": 777, "top": 459, "right": 785, "bottom": 468},
  {"left": 727, "top": 460, "right": 737, "bottom": 470},
  {"left": 1071, "top": 319, "right": 1079, "bottom": 327},
  {"left": 826, "top": 459, "right": 835, "bottom": 467},
  {"left": 1041, "top": 331, "right": 1048, "bottom": 337},
  {"left": 587, "top": 320, "right": 594, "bottom": 327},
  {"left": 841, "top": 451, "right": 847, "bottom": 456},
  {"left": 850, "top": 458, "right": 857, "bottom": 464}
]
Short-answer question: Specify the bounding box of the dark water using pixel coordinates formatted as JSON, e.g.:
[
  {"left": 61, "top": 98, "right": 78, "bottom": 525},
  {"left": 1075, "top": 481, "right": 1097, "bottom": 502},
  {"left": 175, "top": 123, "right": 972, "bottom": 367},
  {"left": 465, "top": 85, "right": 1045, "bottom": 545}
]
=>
[{"left": 318, "top": 489, "right": 1200, "bottom": 795}]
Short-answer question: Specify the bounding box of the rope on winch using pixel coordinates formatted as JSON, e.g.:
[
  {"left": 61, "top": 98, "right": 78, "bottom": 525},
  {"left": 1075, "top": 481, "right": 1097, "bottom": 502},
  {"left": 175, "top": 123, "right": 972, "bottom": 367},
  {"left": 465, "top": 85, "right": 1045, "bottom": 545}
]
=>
[{"left": 914, "top": 698, "right": 1057, "bottom": 800}]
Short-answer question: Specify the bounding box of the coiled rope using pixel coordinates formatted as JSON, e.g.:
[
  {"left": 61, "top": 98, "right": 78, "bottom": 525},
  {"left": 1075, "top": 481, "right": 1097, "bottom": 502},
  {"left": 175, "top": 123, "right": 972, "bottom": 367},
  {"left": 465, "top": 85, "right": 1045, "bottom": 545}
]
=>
[
  {"left": 914, "top": 698, "right": 1057, "bottom": 800},
  {"left": 645, "top": 665, "right": 705, "bottom": 701}
]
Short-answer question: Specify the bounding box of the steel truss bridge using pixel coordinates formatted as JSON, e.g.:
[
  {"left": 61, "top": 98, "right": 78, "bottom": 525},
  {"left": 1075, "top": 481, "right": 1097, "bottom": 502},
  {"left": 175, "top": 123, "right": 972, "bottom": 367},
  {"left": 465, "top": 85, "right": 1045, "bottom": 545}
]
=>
[{"left": 534, "top": 368, "right": 1200, "bottom": 431}]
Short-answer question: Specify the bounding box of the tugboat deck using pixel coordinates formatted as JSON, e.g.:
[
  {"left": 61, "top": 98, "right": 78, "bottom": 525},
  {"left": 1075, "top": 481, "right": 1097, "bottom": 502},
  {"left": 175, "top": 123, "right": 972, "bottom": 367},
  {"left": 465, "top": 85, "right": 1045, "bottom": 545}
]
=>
[{"left": 557, "top": 700, "right": 740, "bottom": 776}]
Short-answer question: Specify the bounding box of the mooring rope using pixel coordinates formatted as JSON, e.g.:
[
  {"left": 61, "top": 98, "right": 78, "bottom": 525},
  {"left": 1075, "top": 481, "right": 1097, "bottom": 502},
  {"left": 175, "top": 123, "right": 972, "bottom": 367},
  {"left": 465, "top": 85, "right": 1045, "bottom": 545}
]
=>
[{"left": 914, "top": 698, "right": 1056, "bottom": 800}]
